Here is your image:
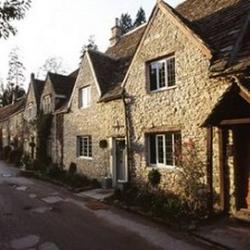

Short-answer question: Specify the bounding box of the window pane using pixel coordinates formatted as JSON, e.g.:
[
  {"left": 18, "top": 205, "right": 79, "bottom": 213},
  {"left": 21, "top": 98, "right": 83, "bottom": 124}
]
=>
[
  {"left": 149, "top": 135, "right": 156, "bottom": 164},
  {"left": 165, "top": 133, "right": 173, "bottom": 166},
  {"left": 157, "top": 135, "right": 165, "bottom": 164},
  {"left": 89, "top": 136, "right": 92, "bottom": 157},
  {"left": 158, "top": 61, "right": 166, "bottom": 88},
  {"left": 149, "top": 63, "right": 157, "bottom": 91},
  {"left": 167, "top": 57, "right": 176, "bottom": 87}
]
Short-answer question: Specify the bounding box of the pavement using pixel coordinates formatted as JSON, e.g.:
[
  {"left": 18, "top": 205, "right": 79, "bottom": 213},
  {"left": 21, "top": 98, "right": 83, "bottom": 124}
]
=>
[
  {"left": 193, "top": 218, "right": 250, "bottom": 250},
  {"left": 0, "top": 161, "right": 209, "bottom": 250}
]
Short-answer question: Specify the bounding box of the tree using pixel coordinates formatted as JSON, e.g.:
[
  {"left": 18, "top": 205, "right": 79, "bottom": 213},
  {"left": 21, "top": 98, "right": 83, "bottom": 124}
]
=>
[
  {"left": 37, "top": 57, "right": 67, "bottom": 80},
  {"left": 7, "top": 47, "right": 26, "bottom": 87},
  {"left": 0, "top": 0, "right": 31, "bottom": 39},
  {"left": 0, "top": 47, "right": 26, "bottom": 106},
  {"left": 133, "top": 7, "right": 146, "bottom": 28},
  {"left": 119, "top": 13, "right": 133, "bottom": 34},
  {"left": 80, "top": 35, "right": 98, "bottom": 60}
]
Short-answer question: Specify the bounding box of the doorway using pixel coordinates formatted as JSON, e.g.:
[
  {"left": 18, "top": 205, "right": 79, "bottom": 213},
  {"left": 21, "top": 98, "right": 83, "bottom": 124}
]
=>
[
  {"left": 234, "top": 124, "right": 250, "bottom": 209},
  {"left": 114, "top": 138, "right": 127, "bottom": 184}
]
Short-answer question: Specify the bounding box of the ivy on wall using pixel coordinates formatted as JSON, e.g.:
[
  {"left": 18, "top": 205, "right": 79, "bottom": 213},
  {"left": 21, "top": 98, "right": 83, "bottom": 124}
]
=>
[{"left": 36, "top": 112, "right": 53, "bottom": 163}]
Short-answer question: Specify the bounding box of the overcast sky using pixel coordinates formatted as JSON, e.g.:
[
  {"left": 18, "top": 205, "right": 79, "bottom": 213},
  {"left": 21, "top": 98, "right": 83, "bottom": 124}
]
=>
[{"left": 0, "top": 0, "right": 184, "bottom": 89}]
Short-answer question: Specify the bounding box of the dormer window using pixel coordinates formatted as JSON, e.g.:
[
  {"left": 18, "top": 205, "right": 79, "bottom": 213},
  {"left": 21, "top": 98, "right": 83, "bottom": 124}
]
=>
[
  {"left": 26, "top": 103, "right": 34, "bottom": 119},
  {"left": 43, "top": 95, "right": 52, "bottom": 113},
  {"left": 149, "top": 56, "right": 176, "bottom": 92},
  {"left": 79, "top": 86, "right": 91, "bottom": 109}
]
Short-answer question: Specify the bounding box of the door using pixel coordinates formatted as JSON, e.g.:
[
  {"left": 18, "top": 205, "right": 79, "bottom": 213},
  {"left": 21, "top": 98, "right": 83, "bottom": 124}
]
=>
[
  {"left": 115, "top": 138, "right": 127, "bottom": 183},
  {"left": 234, "top": 125, "right": 250, "bottom": 209}
]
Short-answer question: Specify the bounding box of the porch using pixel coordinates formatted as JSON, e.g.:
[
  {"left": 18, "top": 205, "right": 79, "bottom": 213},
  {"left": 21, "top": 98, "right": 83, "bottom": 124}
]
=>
[{"left": 204, "top": 75, "right": 250, "bottom": 214}]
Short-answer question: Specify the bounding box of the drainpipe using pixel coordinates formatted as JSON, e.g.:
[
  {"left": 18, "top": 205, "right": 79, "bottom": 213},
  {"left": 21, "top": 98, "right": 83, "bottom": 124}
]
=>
[
  {"left": 122, "top": 89, "right": 131, "bottom": 185},
  {"left": 206, "top": 126, "right": 214, "bottom": 215}
]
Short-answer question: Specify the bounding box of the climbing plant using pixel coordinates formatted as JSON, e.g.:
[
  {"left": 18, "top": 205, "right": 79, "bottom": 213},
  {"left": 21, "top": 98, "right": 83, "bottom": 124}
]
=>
[{"left": 35, "top": 112, "right": 53, "bottom": 164}]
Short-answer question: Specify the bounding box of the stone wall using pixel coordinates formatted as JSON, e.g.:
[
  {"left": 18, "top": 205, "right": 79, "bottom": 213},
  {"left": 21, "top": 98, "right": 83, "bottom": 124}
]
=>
[
  {"left": 124, "top": 8, "right": 229, "bottom": 198},
  {"left": 63, "top": 55, "right": 125, "bottom": 180}
]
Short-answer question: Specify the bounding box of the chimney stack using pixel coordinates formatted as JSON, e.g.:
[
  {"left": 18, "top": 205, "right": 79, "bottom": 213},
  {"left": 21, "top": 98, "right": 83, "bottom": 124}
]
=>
[
  {"left": 110, "top": 18, "right": 122, "bottom": 46},
  {"left": 31, "top": 73, "right": 35, "bottom": 81}
]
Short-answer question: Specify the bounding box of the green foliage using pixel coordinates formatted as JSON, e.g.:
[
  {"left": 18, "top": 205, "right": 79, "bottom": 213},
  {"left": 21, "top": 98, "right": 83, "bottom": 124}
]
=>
[
  {"left": 36, "top": 113, "right": 52, "bottom": 163},
  {"left": 21, "top": 153, "right": 32, "bottom": 169},
  {"left": 2, "top": 145, "right": 12, "bottom": 160},
  {"left": 80, "top": 35, "right": 98, "bottom": 60},
  {"left": 0, "top": 0, "right": 31, "bottom": 39},
  {"left": 69, "top": 162, "right": 77, "bottom": 175},
  {"left": 119, "top": 13, "right": 133, "bottom": 34},
  {"left": 9, "top": 147, "right": 23, "bottom": 166},
  {"left": 148, "top": 169, "right": 161, "bottom": 187},
  {"left": 133, "top": 7, "right": 146, "bottom": 28},
  {"left": 113, "top": 186, "right": 187, "bottom": 220},
  {"left": 119, "top": 7, "right": 147, "bottom": 35},
  {"left": 177, "top": 139, "right": 208, "bottom": 215}
]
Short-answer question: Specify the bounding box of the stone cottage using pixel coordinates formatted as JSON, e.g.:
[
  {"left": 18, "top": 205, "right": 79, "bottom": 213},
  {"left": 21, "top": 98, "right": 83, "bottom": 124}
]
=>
[
  {"left": 23, "top": 73, "right": 45, "bottom": 159},
  {"left": 62, "top": 23, "right": 146, "bottom": 185},
  {"left": 0, "top": 98, "right": 25, "bottom": 152},
  {"left": 39, "top": 71, "right": 77, "bottom": 164},
  {"left": 122, "top": 0, "right": 250, "bottom": 214}
]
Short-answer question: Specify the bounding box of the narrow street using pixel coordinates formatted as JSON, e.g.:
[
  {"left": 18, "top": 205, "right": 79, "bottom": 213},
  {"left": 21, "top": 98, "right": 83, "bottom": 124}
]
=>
[{"left": 0, "top": 161, "right": 209, "bottom": 250}]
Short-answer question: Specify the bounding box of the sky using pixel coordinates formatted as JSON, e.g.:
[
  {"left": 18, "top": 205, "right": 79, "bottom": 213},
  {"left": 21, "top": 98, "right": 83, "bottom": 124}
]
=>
[{"left": 0, "top": 0, "right": 184, "bottom": 89}]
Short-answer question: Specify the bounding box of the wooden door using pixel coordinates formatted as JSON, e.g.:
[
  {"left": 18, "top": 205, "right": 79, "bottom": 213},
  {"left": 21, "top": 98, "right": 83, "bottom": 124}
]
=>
[
  {"left": 234, "top": 125, "right": 250, "bottom": 209},
  {"left": 115, "top": 138, "right": 127, "bottom": 182}
]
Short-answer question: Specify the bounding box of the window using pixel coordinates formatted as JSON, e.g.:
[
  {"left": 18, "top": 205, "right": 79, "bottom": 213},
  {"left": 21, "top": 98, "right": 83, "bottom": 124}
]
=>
[
  {"left": 43, "top": 95, "right": 52, "bottom": 113},
  {"left": 79, "top": 86, "right": 91, "bottom": 108},
  {"left": 148, "top": 131, "right": 181, "bottom": 167},
  {"left": 26, "top": 103, "right": 34, "bottom": 119},
  {"left": 149, "top": 56, "right": 176, "bottom": 91},
  {"left": 77, "top": 136, "right": 92, "bottom": 158}
]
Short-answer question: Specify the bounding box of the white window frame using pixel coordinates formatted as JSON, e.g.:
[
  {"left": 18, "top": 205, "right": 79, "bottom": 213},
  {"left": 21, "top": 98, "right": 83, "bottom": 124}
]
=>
[
  {"left": 79, "top": 86, "right": 91, "bottom": 109},
  {"left": 149, "top": 56, "right": 176, "bottom": 92},
  {"left": 149, "top": 132, "right": 179, "bottom": 169},
  {"left": 43, "top": 95, "right": 52, "bottom": 113},
  {"left": 77, "top": 136, "right": 92, "bottom": 159}
]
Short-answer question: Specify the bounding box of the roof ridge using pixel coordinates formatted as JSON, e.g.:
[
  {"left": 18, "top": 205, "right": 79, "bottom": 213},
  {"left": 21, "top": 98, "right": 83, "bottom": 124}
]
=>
[
  {"left": 121, "top": 23, "right": 147, "bottom": 37},
  {"left": 88, "top": 49, "right": 118, "bottom": 61}
]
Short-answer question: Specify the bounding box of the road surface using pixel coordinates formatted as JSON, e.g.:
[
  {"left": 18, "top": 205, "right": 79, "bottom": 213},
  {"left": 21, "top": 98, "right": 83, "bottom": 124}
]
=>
[{"left": 0, "top": 161, "right": 209, "bottom": 250}]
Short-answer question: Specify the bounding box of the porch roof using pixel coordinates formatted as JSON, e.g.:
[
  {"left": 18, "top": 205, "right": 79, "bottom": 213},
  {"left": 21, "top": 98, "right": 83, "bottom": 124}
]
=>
[{"left": 203, "top": 76, "right": 250, "bottom": 127}]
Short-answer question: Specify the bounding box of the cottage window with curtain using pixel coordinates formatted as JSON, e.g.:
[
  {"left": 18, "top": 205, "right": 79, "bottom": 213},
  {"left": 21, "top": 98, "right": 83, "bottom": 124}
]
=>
[
  {"left": 77, "top": 136, "right": 92, "bottom": 158},
  {"left": 149, "top": 56, "right": 176, "bottom": 92},
  {"left": 43, "top": 95, "right": 52, "bottom": 113},
  {"left": 148, "top": 131, "right": 181, "bottom": 167},
  {"left": 79, "top": 86, "right": 91, "bottom": 109}
]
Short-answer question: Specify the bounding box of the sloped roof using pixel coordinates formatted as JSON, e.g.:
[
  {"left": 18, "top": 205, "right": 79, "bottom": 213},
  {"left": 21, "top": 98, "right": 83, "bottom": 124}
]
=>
[
  {"left": 50, "top": 70, "right": 78, "bottom": 113},
  {"left": 0, "top": 98, "right": 25, "bottom": 122},
  {"left": 202, "top": 84, "right": 250, "bottom": 126},
  {"left": 88, "top": 24, "right": 146, "bottom": 101},
  {"left": 176, "top": 0, "right": 250, "bottom": 73},
  {"left": 33, "top": 78, "right": 45, "bottom": 106},
  {"left": 48, "top": 72, "right": 76, "bottom": 97}
]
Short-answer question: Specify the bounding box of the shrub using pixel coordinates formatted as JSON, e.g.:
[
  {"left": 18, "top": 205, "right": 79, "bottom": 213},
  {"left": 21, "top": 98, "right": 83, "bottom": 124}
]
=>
[
  {"left": 148, "top": 169, "right": 161, "bottom": 187},
  {"left": 21, "top": 154, "right": 32, "bottom": 170},
  {"left": 2, "top": 145, "right": 12, "bottom": 161},
  {"left": 69, "top": 162, "right": 77, "bottom": 175},
  {"left": 9, "top": 148, "right": 23, "bottom": 166}
]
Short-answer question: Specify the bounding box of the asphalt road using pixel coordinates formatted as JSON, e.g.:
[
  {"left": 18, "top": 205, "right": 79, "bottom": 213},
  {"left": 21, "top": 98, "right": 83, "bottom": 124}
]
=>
[{"left": 0, "top": 161, "right": 208, "bottom": 250}]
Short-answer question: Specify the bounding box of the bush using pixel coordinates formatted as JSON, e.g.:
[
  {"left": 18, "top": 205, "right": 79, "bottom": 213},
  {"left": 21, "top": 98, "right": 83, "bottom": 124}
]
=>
[
  {"left": 148, "top": 169, "right": 161, "bottom": 187},
  {"left": 2, "top": 145, "right": 12, "bottom": 161},
  {"left": 69, "top": 162, "right": 77, "bottom": 175},
  {"left": 21, "top": 154, "right": 32, "bottom": 170},
  {"left": 9, "top": 148, "right": 23, "bottom": 166}
]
